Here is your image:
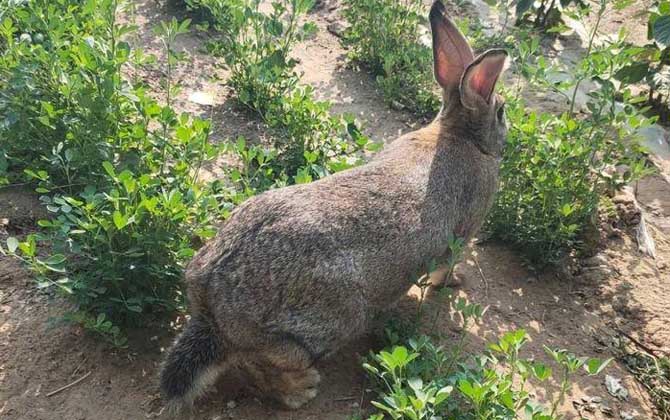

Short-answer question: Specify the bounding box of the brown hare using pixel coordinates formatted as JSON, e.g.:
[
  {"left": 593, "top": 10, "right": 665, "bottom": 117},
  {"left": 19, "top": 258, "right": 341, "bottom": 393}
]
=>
[{"left": 160, "top": 0, "right": 507, "bottom": 412}]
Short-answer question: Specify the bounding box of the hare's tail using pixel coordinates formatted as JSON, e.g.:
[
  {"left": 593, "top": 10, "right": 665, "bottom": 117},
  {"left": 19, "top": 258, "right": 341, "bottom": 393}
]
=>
[{"left": 160, "top": 315, "right": 226, "bottom": 412}]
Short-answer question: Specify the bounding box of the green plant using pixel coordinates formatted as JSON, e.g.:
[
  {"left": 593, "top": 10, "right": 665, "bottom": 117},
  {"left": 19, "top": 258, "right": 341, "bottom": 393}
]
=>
[
  {"left": 0, "top": 9, "right": 228, "bottom": 342},
  {"left": 364, "top": 300, "right": 612, "bottom": 420},
  {"left": 200, "top": 0, "right": 315, "bottom": 116},
  {"left": 342, "top": 0, "right": 440, "bottom": 117},
  {"left": 226, "top": 137, "right": 285, "bottom": 202},
  {"left": 613, "top": 1, "right": 670, "bottom": 120},
  {"left": 487, "top": 2, "right": 654, "bottom": 265},
  {"left": 0, "top": 0, "right": 131, "bottom": 186},
  {"left": 191, "top": 0, "right": 378, "bottom": 178},
  {"left": 444, "top": 233, "right": 465, "bottom": 286},
  {"left": 616, "top": 337, "right": 670, "bottom": 419},
  {"left": 502, "top": 0, "right": 587, "bottom": 30}
]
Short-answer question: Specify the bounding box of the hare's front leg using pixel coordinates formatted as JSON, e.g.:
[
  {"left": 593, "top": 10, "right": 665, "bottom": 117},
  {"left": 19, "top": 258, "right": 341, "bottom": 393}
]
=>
[
  {"left": 428, "top": 264, "right": 462, "bottom": 288},
  {"left": 428, "top": 247, "right": 465, "bottom": 288},
  {"left": 242, "top": 339, "right": 321, "bottom": 409}
]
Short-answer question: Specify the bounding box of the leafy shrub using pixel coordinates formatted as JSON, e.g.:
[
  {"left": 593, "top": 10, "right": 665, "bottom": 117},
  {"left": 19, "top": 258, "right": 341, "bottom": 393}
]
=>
[
  {"left": 365, "top": 295, "right": 611, "bottom": 420},
  {"left": 19, "top": 111, "right": 223, "bottom": 327},
  {"left": 0, "top": 0, "right": 132, "bottom": 186},
  {"left": 189, "top": 0, "right": 378, "bottom": 179},
  {"left": 488, "top": 4, "right": 653, "bottom": 265},
  {"left": 493, "top": 0, "right": 587, "bottom": 30},
  {"left": 195, "top": 0, "right": 314, "bottom": 116},
  {"left": 612, "top": 1, "right": 670, "bottom": 120},
  {"left": 342, "top": 0, "right": 440, "bottom": 117},
  {"left": 0, "top": 4, "right": 227, "bottom": 343}
]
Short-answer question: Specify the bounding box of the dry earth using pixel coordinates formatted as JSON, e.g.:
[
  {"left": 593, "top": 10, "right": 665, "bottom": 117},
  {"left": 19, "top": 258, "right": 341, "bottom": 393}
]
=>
[{"left": 1, "top": 1, "right": 669, "bottom": 419}]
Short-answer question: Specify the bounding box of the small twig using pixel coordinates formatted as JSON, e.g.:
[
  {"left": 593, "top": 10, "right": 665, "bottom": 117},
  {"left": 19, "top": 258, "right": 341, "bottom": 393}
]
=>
[
  {"left": 46, "top": 371, "right": 91, "bottom": 397},
  {"left": 71, "top": 358, "right": 87, "bottom": 378},
  {"left": 616, "top": 328, "right": 667, "bottom": 358},
  {"left": 333, "top": 396, "right": 357, "bottom": 402},
  {"left": 473, "top": 256, "right": 489, "bottom": 298}
]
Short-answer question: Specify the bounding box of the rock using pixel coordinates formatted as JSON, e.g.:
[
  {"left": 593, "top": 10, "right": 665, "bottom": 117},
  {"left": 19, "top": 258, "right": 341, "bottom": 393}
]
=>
[
  {"left": 636, "top": 215, "right": 656, "bottom": 259},
  {"left": 226, "top": 400, "right": 237, "bottom": 409},
  {"left": 604, "top": 375, "right": 628, "bottom": 400},
  {"left": 390, "top": 100, "right": 405, "bottom": 111},
  {"left": 581, "top": 267, "right": 613, "bottom": 283},
  {"left": 327, "top": 22, "right": 345, "bottom": 38},
  {"left": 600, "top": 404, "right": 613, "bottom": 416},
  {"left": 620, "top": 410, "right": 639, "bottom": 420}
]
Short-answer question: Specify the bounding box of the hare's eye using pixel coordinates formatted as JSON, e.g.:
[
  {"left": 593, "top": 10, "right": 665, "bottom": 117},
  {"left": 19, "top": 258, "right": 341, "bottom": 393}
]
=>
[{"left": 496, "top": 103, "right": 505, "bottom": 121}]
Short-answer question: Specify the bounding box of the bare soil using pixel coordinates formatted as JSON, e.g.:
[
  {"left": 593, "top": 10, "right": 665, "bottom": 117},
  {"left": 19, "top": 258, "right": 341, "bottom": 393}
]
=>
[{"left": 2, "top": 1, "right": 669, "bottom": 419}]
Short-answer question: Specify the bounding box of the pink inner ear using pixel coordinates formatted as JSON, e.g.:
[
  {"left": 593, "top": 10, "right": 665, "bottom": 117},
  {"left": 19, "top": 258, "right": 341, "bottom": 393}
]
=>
[
  {"left": 465, "top": 54, "right": 506, "bottom": 103},
  {"left": 430, "top": 1, "right": 474, "bottom": 88}
]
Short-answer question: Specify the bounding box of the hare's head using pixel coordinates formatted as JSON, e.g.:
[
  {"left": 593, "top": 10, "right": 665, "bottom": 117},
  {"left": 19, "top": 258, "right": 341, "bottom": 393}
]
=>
[{"left": 429, "top": 1, "right": 508, "bottom": 156}]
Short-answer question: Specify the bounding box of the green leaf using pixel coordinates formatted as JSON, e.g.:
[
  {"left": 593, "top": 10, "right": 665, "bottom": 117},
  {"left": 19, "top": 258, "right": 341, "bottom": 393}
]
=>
[
  {"left": 6, "top": 237, "right": 19, "bottom": 253},
  {"left": 516, "top": 0, "right": 534, "bottom": 16},
  {"left": 113, "top": 211, "right": 128, "bottom": 230},
  {"left": 102, "top": 161, "right": 116, "bottom": 179},
  {"left": 408, "top": 377, "right": 423, "bottom": 392},
  {"left": 614, "top": 62, "right": 651, "bottom": 84},
  {"left": 653, "top": 15, "right": 670, "bottom": 47},
  {"left": 584, "top": 357, "right": 612, "bottom": 376},
  {"left": 44, "top": 254, "right": 66, "bottom": 265}
]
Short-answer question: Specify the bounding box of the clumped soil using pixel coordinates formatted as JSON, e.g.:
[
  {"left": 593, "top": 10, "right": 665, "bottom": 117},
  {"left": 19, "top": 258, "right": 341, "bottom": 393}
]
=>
[{"left": 2, "top": 1, "right": 669, "bottom": 419}]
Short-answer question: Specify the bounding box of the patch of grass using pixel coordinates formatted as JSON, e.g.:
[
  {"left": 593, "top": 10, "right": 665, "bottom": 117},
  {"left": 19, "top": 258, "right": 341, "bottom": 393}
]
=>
[{"left": 617, "top": 338, "right": 670, "bottom": 419}]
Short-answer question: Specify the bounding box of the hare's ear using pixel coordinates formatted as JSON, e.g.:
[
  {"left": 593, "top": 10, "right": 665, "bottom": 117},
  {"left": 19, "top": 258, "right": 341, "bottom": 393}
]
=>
[
  {"left": 429, "top": 1, "right": 474, "bottom": 89},
  {"left": 460, "top": 49, "right": 507, "bottom": 109}
]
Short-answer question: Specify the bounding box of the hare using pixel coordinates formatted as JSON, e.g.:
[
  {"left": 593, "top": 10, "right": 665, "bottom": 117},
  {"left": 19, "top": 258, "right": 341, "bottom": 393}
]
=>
[{"left": 160, "top": 0, "right": 507, "bottom": 412}]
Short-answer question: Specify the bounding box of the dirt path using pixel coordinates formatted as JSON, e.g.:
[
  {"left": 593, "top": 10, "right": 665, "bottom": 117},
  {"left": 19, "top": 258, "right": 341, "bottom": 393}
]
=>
[{"left": 1, "top": 1, "right": 669, "bottom": 419}]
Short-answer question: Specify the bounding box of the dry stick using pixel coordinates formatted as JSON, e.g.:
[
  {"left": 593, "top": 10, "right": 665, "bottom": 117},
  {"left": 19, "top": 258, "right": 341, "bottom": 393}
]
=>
[
  {"left": 616, "top": 328, "right": 668, "bottom": 358},
  {"left": 46, "top": 371, "right": 91, "bottom": 397},
  {"left": 333, "top": 396, "right": 358, "bottom": 402},
  {"left": 71, "top": 357, "right": 87, "bottom": 378},
  {"left": 473, "top": 256, "right": 489, "bottom": 298}
]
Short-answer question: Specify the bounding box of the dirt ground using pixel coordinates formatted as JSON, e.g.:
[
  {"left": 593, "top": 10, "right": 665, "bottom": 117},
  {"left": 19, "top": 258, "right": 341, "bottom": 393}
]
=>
[{"left": 1, "top": 1, "right": 669, "bottom": 419}]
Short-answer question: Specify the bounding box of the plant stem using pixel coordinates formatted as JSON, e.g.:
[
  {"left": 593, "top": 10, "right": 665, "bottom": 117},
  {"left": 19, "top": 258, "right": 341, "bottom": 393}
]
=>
[
  {"left": 550, "top": 366, "right": 570, "bottom": 417},
  {"left": 568, "top": 0, "right": 605, "bottom": 117}
]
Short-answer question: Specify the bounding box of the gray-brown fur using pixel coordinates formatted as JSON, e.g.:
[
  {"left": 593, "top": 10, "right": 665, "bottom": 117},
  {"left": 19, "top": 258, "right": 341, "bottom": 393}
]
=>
[{"left": 159, "top": 0, "right": 508, "bottom": 411}]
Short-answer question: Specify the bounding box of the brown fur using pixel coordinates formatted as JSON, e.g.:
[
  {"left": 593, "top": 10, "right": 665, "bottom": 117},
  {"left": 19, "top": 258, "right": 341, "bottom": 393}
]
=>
[{"left": 160, "top": 0, "right": 508, "bottom": 411}]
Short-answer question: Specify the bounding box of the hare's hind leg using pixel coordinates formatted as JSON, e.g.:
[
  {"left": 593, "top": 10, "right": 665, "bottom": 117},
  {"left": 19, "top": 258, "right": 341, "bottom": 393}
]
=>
[{"left": 242, "top": 338, "right": 321, "bottom": 409}]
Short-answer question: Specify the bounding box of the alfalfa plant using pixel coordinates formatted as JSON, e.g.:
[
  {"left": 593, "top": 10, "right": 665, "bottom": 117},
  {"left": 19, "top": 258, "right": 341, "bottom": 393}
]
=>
[
  {"left": 364, "top": 297, "right": 612, "bottom": 419},
  {"left": 488, "top": 0, "right": 654, "bottom": 265},
  {"left": 190, "top": 0, "right": 379, "bottom": 181},
  {"left": 1, "top": 12, "right": 227, "bottom": 344},
  {"left": 341, "top": 0, "right": 440, "bottom": 117}
]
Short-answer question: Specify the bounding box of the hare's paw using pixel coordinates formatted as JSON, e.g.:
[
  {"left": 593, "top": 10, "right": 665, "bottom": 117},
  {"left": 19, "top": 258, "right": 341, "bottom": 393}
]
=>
[
  {"left": 277, "top": 368, "right": 320, "bottom": 409},
  {"left": 280, "top": 387, "right": 318, "bottom": 409}
]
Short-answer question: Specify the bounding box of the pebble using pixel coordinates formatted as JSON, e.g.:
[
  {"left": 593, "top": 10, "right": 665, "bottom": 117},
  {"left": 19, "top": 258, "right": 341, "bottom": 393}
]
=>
[
  {"left": 621, "top": 410, "right": 639, "bottom": 420},
  {"left": 581, "top": 267, "right": 613, "bottom": 282},
  {"left": 583, "top": 254, "right": 608, "bottom": 267}
]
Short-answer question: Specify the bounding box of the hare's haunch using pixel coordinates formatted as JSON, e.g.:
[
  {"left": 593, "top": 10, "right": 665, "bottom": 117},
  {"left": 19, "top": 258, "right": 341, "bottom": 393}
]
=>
[{"left": 160, "top": 0, "right": 508, "bottom": 412}]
